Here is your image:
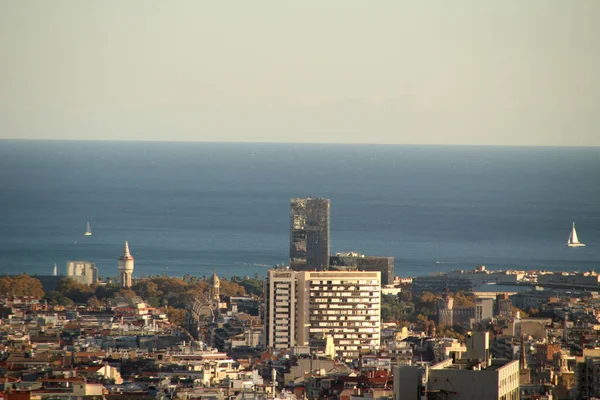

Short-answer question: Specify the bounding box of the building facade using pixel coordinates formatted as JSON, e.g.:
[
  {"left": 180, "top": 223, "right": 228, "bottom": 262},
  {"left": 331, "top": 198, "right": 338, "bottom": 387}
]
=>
[
  {"left": 290, "top": 197, "right": 330, "bottom": 271},
  {"left": 413, "top": 275, "right": 474, "bottom": 296},
  {"left": 66, "top": 261, "right": 98, "bottom": 285},
  {"left": 475, "top": 298, "right": 494, "bottom": 322},
  {"left": 329, "top": 252, "right": 395, "bottom": 286},
  {"left": 577, "top": 356, "right": 600, "bottom": 399},
  {"left": 427, "top": 359, "right": 520, "bottom": 400},
  {"left": 264, "top": 269, "right": 381, "bottom": 359},
  {"left": 496, "top": 293, "right": 513, "bottom": 318},
  {"left": 264, "top": 269, "right": 297, "bottom": 350},
  {"left": 537, "top": 271, "right": 600, "bottom": 289},
  {"left": 357, "top": 256, "right": 394, "bottom": 286}
]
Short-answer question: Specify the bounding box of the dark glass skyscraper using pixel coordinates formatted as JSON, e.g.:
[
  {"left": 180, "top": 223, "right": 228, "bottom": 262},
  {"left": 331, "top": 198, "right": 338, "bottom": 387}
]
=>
[{"left": 290, "top": 197, "right": 330, "bottom": 271}]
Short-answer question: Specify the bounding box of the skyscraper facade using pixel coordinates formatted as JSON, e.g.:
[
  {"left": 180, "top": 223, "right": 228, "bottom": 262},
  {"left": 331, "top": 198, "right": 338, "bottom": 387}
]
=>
[{"left": 290, "top": 197, "right": 330, "bottom": 271}]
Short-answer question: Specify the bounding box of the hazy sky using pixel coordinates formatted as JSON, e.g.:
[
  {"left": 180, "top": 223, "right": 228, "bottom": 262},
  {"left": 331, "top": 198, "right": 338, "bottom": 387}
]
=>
[{"left": 1, "top": 1, "right": 599, "bottom": 145}]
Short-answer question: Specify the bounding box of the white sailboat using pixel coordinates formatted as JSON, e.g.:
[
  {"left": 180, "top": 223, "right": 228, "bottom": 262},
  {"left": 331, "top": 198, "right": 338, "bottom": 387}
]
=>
[
  {"left": 84, "top": 222, "right": 92, "bottom": 236},
  {"left": 567, "top": 222, "right": 585, "bottom": 247}
]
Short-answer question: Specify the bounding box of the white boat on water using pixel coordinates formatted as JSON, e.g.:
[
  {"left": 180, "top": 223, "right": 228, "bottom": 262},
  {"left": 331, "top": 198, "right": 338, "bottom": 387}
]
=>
[
  {"left": 567, "top": 222, "right": 585, "bottom": 247},
  {"left": 84, "top": 221, "right": 92, "bottom": 236}
]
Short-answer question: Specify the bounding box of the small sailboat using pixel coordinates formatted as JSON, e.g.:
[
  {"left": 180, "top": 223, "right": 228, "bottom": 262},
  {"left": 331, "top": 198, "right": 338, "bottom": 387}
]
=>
[
  {"left": 567, "top": 222, "right": 585, "bottom": 247},
  {"left": 84, "top": 221, "right": 92, "bottom": 236}
]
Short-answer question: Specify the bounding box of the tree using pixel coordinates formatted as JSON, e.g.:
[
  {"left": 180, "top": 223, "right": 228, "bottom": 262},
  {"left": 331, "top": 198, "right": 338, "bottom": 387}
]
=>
[
  {"left": 0, "top": 275, "right": 45, "bottom": 299},
  {"left": 416, "top": 314, "right": 430, "bottom": 330},
  {"left": 414, "top": 292, "right": 440, "bottom": 320},
  {"left": 231, "top": 276, "right": 263, "bottom": 297},
  {"left": 437, "top": 325, "right": 467, "bottom": 342},
  {"left": 148, "top": 276, "right": 188, "bottom": 295},
  {"left": 93, "top": 283, "right": 121, "bottom": 300},
  {"left": 218, "top": 278, "right": 246, "bottom": 297},
  {"left": 381, "top": 294, "right": 406, "bottom": 323},
  {"left": 188, "top": 280, "right": 209, "bottom": 296},
  {"left": 132, "top": 280, "right": 160, "bottom": 299},
  {"left": 87, "top": 296, "right": 102, "bottom": 308},
  {"left": 454, "top": 291, "right": 475, "bottom": 307},
  {"left": 58, "top": 297, "right": 74, "bottom": 307},
  {"left": 55, "top": 278, "right": 94, "bottom": 303},
  {"left": 513, "top": 306, "right": 529, "bottom": 318},
  {"left": 398, "top": 290, "right": 412, "bottom": 302},
  {"left": 165, "top": 306, "right": 186, "bottom": 327},
  {"left": 117, "top": 289, "right": 137, "bottom": 298}
]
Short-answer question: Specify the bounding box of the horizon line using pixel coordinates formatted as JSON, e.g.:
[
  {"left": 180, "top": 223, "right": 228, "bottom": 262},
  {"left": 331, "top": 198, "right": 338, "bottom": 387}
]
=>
[{"left": 1, "top": 137, "right": 599, "bottom": 149}]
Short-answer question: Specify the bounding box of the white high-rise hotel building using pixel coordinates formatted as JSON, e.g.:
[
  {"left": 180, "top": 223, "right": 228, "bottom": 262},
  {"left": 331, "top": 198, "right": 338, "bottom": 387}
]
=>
[{"left": 265, "top": 269, "right": 381, "bottom": 359}]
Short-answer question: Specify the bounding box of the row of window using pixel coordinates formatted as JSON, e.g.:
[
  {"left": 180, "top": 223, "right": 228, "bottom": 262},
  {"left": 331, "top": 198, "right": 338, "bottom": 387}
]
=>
[
  {"left": 314, "top": 321, "right": 379, "bottom": 328},
  {"left": 312, "top": 280, "right": 379, "bottom": 285},
  {"left": 309, "top": 327, "right": 379, "bottom": 333},
  {"left": 310, "top": 286, "right": 379, "bottom": 291}
]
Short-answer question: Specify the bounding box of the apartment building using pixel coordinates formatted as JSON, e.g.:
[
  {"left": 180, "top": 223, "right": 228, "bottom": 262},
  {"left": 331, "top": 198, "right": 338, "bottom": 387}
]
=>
[
  {"left": 265, "top": 269, "right": 381, "bottom": 359},
  {"left": 264, "top": 269, "right": 297, "bottom": 350}
]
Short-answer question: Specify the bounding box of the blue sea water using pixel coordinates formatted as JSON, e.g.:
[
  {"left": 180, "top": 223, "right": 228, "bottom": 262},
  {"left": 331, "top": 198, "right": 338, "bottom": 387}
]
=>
[{"left": 0, "top": 140, "right": 599, "bottom": 279}]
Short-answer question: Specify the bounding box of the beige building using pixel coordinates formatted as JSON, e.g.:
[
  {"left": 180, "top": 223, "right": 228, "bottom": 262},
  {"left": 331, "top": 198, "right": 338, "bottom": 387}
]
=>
[
  {"left": 395, "top": 331, "right": 520, "bottom": 400},
  {"left": 265, "top": 269, "right": 297, "bottom": 350},
  {"left": 66, "top": 261, "right": 98, "bottom": 285},
  {"left": 265, "top": 269, "right": 381, "bottom": 359},
  {"left": 537, "top": 271, "right": 600, "bottom": 288},
  {"left": 427, "top": 358, "right": 520, "bottom": 400}
]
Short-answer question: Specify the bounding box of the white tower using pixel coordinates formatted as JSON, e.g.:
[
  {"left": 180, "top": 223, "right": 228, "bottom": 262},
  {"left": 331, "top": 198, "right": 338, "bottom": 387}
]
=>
[
  {"left": 208, "top": 270, "right": 220, "bottom": 301},
  {"left": 118, "top": 241, "right": 135, "bottom": 288}
]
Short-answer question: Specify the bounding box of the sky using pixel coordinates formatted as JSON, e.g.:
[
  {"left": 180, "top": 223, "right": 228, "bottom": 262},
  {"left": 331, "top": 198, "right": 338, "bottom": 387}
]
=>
[{"left": 1, "top": 1, "right": 599, "bottom": 146}]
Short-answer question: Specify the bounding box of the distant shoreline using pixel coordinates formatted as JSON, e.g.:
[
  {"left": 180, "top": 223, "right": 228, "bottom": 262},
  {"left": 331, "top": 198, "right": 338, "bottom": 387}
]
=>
[{"left": 1, "top": 138, "right": 599, "bottom": 149}]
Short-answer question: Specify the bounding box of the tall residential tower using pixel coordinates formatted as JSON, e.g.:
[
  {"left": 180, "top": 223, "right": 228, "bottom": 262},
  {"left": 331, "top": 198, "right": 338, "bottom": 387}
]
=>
[
  {"left": 265, "top": 269, "right": 381, "bottom": 360},
  {"left": 118, "top": 241, "right": 134, "bottom": 288},
  {"left": 290, "top": 197, "right": 330, "bottom": 271}
]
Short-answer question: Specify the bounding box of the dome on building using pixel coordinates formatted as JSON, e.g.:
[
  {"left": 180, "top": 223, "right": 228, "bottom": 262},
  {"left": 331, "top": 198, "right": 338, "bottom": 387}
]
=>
[{"left": 208, "top": 270, "right": 220, "bottom": 286}]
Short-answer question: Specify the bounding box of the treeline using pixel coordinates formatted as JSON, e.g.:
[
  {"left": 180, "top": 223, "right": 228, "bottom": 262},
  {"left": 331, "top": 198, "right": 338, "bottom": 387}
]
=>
[
  {"left": 0, "top": 275, "right": 45, "bottom": 299},
  {"left": 381, "top": 290, "right": 477, "bottom": 324},
  {"left": 381, "top": 290, "right": 477, "bottom": 340},
  {"left": 381, "top": 290, "right": 529, "bottom": 341},
  {"left": 0, "top": 274, "right": 265, "bottom": 310}
]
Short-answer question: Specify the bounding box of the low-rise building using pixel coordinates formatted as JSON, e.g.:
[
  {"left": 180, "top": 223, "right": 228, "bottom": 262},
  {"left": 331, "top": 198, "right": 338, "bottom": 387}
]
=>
[
  {"left": 427, "top": 358, "right": 519, "bottom": 400},
  {"left": 538, "top": 271, "right": 600, "bottom": 290}
]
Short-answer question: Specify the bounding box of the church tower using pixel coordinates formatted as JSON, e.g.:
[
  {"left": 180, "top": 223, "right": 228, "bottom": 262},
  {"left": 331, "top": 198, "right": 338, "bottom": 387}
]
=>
[
  {"left": 208, "top": 270, "right": 220, "bottom": 301},
  {"left": 118, "top": 241, "right": 135, "bottom": 288}
]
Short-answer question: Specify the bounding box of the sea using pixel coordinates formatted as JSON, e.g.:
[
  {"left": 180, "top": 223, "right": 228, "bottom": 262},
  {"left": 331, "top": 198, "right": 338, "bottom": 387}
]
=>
[{"left": 0, "top": 140, "right": 599, "bottom": 280}]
